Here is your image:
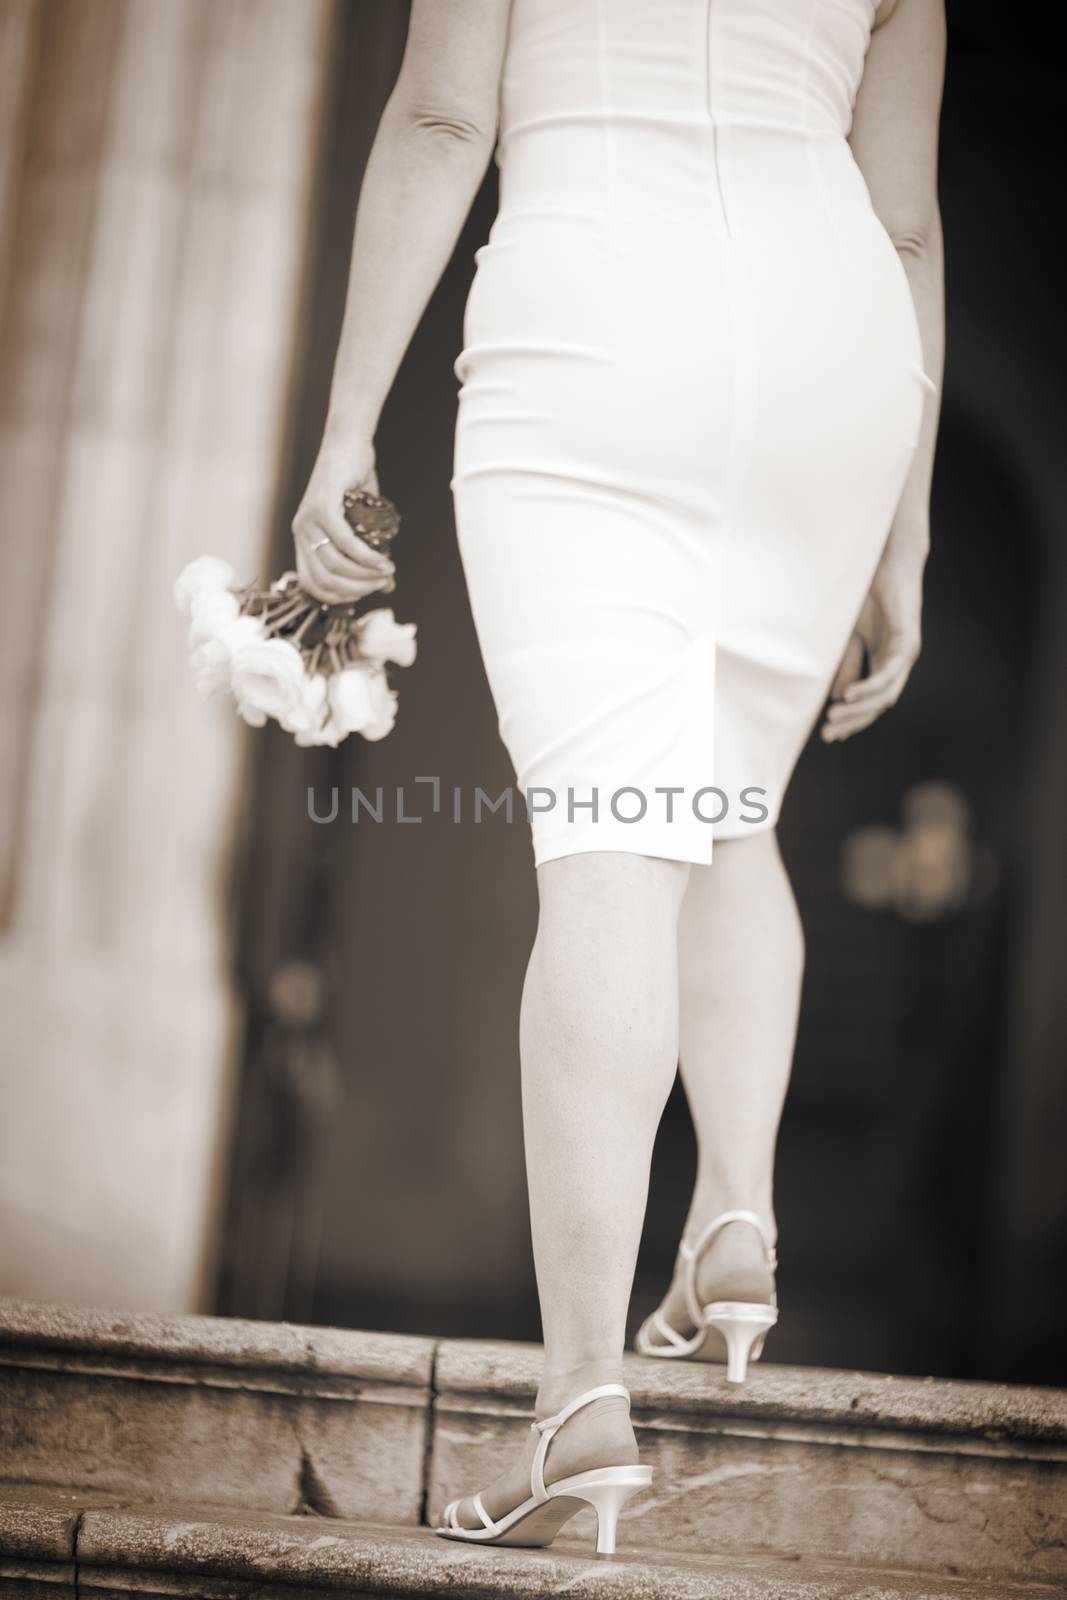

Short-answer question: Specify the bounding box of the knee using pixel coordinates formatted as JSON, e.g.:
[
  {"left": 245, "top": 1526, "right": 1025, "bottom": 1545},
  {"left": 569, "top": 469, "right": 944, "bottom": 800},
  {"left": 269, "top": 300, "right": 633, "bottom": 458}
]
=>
[
  {"left": 535, "top": 852, "right": 690, "bottom": 994},
  {"left": 536, "top": 850, "right": 690, "bottom": 987},
  {"left": 537, "top": 850, "right": 690, "bottom": 923},
  {"left": 529, "top": 852, "right": 687, "bottom": 1073},
  {"left": 685, "top": 828, "right": 805, "bottom": 972}
]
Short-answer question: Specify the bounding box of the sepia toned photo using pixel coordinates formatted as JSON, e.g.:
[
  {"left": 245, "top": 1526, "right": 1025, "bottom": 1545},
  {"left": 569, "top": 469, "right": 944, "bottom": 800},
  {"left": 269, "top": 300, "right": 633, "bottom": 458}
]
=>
[{"left": 0, "top": 2, "right": 1064, "bottom": 1596}]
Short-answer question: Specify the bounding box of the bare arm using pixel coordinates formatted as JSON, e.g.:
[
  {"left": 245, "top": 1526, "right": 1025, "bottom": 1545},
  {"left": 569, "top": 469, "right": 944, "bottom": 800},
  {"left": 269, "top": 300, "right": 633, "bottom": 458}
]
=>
[
  {"left": 850, "top": 0, "right": 946, "bottom": 561},
  {"left": 824, "top": 0, "right": 947, "bottom": 741},
  {"left": 294, "top": 0, "right": 513, "bottom": 603}
]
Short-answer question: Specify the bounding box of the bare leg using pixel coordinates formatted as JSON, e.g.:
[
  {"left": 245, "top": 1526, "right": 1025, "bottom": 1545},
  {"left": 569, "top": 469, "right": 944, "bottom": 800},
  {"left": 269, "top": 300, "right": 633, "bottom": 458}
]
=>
[
  {"left": 656, "top": 830, "right": 803, "bottom": 1336},
  {"left": 449, "top": 851, "right": 689, "bottom": 1527}
]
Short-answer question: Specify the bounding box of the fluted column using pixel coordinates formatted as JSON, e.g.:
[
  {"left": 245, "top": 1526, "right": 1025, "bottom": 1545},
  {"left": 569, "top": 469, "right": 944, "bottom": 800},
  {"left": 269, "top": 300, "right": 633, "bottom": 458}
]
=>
[{"left": 0, "top": 0, "right": 334, "bottom": 1311}]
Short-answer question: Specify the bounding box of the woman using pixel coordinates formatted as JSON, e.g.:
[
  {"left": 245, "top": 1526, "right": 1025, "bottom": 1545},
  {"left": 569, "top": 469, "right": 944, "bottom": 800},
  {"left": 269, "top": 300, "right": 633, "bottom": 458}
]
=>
[{"left": 292, "top": 0, "right": 945, "bottom": 1558}]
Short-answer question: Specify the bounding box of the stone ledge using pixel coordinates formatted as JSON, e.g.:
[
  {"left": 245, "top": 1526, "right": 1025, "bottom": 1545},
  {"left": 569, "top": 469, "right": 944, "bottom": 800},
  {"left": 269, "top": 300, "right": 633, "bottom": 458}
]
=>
[
  {"left": 0, "top": 1493, "right": 1058, "bottom": 1600},
  {"left": 435, "top": 1339, "right": 1067, "bottom": 1449},
  {"left": 0, "top": 1298, "right": 433, "bottom": 1390},
  {"left": 0, "top": 1487, "right": 83, "bottom": 1561},
  {"left": 0, "top": 1304, "right": 432, "bottom": 1524},
  {"left": 5, "top": 1297, "right": 1062, "bottom": 1445}
]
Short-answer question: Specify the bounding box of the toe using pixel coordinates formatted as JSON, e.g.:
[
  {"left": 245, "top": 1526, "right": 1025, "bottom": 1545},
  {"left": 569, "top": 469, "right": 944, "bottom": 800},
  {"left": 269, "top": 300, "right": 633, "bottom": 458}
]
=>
[
  {"left": 439, "top": 1492, "right": 487, "bottom": 1534},
  {"left": 455, "top": 1496, "right": 479, "bottom": 1532}
]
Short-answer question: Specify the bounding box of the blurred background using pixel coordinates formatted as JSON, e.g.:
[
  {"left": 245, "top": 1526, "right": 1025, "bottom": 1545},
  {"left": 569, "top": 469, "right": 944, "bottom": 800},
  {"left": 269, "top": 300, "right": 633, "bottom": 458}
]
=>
[{"left": 1, "top": 0, "right": 1064, "bottom": 1387}]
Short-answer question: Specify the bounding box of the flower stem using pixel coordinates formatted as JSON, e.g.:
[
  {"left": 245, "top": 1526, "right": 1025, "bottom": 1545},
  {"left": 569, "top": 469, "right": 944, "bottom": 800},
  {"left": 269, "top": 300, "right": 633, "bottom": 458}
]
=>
[
  {"left": 263, "top": 597, "right": 311, "bottom": 633},
  {"left": 290, "top": 608, "right": 319, "bottom": 646}
]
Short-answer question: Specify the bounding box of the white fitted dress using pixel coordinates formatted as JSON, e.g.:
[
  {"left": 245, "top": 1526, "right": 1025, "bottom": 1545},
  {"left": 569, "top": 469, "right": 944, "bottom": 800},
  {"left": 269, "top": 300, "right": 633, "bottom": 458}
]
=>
[{"left": 450, "top": 0, "right": 935, "bottom": 867}]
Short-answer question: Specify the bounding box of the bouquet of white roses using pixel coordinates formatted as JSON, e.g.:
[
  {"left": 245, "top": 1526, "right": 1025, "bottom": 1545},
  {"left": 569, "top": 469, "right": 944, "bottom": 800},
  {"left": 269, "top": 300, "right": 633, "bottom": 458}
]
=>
[{"left": 174, "top": 493, "right": 416, "bottom": 746}]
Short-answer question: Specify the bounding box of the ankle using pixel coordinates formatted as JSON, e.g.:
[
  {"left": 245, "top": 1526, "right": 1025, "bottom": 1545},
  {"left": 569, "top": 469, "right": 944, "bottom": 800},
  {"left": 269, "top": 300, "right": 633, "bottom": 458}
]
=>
[
  {"left": 688, "top": 1187, "right": 776, "bottom": 1245},
  {"left": 536, "top": 1355, "right": 624, "bottom": 1418}
]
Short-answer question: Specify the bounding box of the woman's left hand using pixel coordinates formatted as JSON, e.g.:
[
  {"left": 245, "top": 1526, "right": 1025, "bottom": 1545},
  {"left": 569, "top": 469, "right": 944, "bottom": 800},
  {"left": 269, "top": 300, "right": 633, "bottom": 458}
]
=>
[{"left": 821, "top": 543, "right": 926, "bottom": 742}]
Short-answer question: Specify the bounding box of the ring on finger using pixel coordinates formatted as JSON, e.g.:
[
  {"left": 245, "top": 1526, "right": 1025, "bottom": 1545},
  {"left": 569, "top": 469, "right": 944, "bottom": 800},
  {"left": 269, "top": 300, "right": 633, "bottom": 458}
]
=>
[{"left": 310, "top": 536, "right": 331, "bottom": 551}]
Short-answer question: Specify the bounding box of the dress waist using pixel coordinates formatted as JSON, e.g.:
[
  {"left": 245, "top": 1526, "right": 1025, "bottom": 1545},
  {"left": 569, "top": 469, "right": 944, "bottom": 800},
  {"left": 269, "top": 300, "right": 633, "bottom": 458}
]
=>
[{"left": 495, "top": 117, "right": 875, "bottom": 243}]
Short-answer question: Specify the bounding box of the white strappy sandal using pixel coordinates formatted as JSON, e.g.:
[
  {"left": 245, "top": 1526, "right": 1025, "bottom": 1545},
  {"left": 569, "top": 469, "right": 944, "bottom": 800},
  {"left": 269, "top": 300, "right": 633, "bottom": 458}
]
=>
[
  {"left": 436, "top": 1382, "right": 652, "bottom": 1556},
  {"left": 635, "top": 1208, "right": 778, "bottom": 1383}
]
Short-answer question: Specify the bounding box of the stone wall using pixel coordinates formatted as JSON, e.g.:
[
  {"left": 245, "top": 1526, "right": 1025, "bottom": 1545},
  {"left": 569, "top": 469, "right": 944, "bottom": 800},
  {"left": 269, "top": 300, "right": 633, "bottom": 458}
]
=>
[{"left": 0, "top": 0, "right": 334, "bottom": 1312}]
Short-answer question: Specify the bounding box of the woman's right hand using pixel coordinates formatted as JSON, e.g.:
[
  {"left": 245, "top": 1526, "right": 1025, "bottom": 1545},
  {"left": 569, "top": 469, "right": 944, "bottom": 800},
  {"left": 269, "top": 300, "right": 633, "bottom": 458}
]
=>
[{"left": 291, "top": 437, "right": 396, "bottom": 605}]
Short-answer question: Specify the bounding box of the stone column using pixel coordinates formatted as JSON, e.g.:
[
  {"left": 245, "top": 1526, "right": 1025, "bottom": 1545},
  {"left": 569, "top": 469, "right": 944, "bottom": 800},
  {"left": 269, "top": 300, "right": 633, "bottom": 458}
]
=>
[{"left": 0, "top": 0, "right": 334, "bottom": 1311}]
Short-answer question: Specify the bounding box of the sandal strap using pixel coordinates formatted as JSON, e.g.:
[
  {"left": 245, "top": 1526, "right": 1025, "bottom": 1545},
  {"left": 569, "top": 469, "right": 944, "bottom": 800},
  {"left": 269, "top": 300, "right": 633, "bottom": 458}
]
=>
[
  {"left": 638, "top": 1306, "right": 711, "bottom": 1359},
  {"left": 471, "top": 1491, "right": 494, "bottom": 1530},
  {"left": 648, "top": 1309, "right": 690, "bottom": 1351},
  {"left": 529, "top": 1382, "right": 631, "bottom": 1502},
  {"left": 442, "top": 1492, "right": 494, "bottom": 1534},
  {"left": 680, "top": 1209, "right": 777, "bottom": 1331}
]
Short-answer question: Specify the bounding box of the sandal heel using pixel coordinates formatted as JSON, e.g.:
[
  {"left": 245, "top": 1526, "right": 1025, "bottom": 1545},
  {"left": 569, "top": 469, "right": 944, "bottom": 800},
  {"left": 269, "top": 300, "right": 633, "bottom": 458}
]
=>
[
  {"left": 560, "top": 1468, "right": 653, "bottom": 1555},
  {"left": 703, "top": 1303, "right": 778, "bottom": 1384}
]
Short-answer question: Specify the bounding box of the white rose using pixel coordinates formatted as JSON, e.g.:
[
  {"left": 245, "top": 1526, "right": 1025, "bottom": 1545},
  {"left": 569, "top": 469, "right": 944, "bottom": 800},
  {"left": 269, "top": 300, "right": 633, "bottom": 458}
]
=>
[
  {"left": 279, "top": 671, "right": 329, "bottom": 738},
  {"left": 173, "top": 556, "right": 236, "bottom": 616},
  {"left": 190, "top": 638, "right": 231, "bottom": 697},
  {"left": 230, "top": 637, "right": 307, "bottom": 730},
  {"left": 367, "top": 665, "right": 399, "bottom": 739},
  {"left": 327, "top": 666, "right": 397, "bottom": 741},
  {"left": 328, "top": 667, "right": 377, "bottom": 738},
  {"left": 363, "top": 669, "right": 399, "bottom": 742},
  {"left": 187, "top": 588, "right": 241, "bottom": 648},
  {"left": 294, "top": 716, "right": 344, "bottom": 748},
  {"left": 188, "top": 616, "right": 264, "bottom": 697},
  {"left": 355, "top": 608, "right": 417, "bottom": 668}
]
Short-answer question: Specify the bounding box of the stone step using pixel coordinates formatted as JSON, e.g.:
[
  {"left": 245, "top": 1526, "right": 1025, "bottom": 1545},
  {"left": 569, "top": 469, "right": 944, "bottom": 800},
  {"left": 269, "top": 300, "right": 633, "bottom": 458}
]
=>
[
  {"left": 0, "top": 1486, "right": 1059, "bottom": 1600},
  {"left": 0, "top": 1296, "right": 435, "bottom": 1525},
  {"left": 431, "top": 1339, "right": 1067, "bottom": 1589},
  {"left": 1, "top": 1298, "right": 1065, "bottom": 1591}
]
